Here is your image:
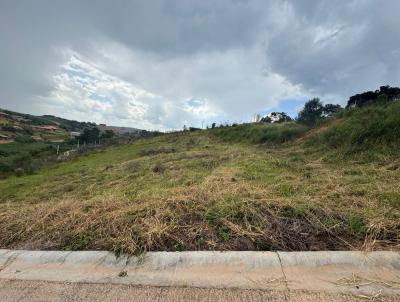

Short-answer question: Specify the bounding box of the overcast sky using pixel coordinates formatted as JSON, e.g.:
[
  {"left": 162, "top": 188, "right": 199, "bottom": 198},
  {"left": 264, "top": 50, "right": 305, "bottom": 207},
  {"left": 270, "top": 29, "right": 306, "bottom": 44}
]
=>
[{"left": 1, "top": 0, "right": 399, "bottom": 130}]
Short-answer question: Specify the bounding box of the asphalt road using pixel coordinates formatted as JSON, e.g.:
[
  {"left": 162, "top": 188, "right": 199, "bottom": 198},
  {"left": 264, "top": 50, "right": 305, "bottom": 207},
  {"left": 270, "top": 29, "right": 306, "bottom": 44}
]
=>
[{"left": 1, "top": 279, "right": 398, "bottom": 302}]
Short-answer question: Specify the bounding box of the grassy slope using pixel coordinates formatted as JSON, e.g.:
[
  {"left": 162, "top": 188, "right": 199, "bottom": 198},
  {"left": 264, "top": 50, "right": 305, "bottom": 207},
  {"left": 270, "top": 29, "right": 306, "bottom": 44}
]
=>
[
  {"left": 0, "top": 111, "right": 71, "bottom": 175},
  {"left": 0, "top": 104, "right": 399, "bottom": 254}
]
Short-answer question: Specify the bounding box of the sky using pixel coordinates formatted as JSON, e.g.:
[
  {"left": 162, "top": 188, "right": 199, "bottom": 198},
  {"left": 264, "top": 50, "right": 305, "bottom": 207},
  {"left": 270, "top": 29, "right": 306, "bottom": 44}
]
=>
[{"left": 0, "top": 0, "right": 399, "bottom": 131}]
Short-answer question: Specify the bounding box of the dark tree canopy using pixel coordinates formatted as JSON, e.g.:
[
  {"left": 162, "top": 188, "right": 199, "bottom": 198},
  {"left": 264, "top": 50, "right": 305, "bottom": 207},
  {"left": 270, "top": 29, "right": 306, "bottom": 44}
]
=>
[
  {"left": 260, "top": 112, "right": 292, "bottom": 123},
  {"left": 80, "top": 127, "right": 100, "bottom": 143},
  {"left": 322, "top": 104, "right": 342, "bottom": 117},
  {"left": 346, "top": 86, "right": 400, "bottom": 108},
  {"left": 297, "top": 98, "right": 324, "bottom": 125},
  {"left": 297, "top": 99, "right": 342, "bottom": 125},
  {"left": 101, "top": 130, "right": 115, "bottom": 139}
]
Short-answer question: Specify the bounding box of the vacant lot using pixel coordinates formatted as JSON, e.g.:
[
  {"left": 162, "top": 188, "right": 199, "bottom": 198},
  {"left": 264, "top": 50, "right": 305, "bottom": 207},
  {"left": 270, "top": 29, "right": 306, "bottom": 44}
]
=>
[{"left": 0, "top": 118, "right": 399, "bottom": 254}]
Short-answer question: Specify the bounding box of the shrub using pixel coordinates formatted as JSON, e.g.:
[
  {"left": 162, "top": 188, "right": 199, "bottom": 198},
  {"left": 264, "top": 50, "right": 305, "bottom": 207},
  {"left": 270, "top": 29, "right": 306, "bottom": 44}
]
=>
[
  {"left": 0, "top": 162, "right": 12, "bottom": 172},
  {"left": 15, "top": 134, "right": 34, "bottom": 143}
]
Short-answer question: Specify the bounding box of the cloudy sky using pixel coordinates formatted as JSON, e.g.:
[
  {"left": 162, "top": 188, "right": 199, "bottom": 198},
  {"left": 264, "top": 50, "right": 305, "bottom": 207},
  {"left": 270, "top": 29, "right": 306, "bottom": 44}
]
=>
[{"left": 1, "top": 0, "right": 399, "bottom": 130}]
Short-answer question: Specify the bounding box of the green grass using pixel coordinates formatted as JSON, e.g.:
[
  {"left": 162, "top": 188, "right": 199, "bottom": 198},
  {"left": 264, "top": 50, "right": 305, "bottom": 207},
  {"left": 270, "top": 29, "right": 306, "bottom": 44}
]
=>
[
  {"left": 0, "top": 104, "right": 399, "bottom": 254},
  {"left": 307, "top": 101, "right": 400, "bottom": 159},
  {"left": 212, "top": 122, "right": 309, "bottom": 145},
  {"left": 0, "top": 142, "right": 55, "bottom": 174}
]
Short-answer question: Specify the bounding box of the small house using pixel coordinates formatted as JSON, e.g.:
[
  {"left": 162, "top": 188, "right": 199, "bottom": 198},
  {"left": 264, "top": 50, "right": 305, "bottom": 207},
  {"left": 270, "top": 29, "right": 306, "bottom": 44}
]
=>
[
  {"left": 37, "top": 125, "right": 59, "bottom": 131},
  {"left": 70, "top": 131, "right": 81, "bottom": 138}
]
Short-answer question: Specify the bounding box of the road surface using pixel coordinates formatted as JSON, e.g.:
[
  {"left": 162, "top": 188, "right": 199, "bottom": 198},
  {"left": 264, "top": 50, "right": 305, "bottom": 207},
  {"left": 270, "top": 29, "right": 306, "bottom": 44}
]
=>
[{"left": 1, "top": 279, "right": 397, "bottom": 302}]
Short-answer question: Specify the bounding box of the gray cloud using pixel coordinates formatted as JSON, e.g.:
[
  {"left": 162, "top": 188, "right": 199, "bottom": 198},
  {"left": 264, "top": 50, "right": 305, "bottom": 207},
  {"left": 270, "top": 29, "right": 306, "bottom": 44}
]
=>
[
  {"left": 0, "top": 0, "right": 399, "bottom": 129},
  {"left": 266, "top": 0, "right": 400, "bottom": 101}
]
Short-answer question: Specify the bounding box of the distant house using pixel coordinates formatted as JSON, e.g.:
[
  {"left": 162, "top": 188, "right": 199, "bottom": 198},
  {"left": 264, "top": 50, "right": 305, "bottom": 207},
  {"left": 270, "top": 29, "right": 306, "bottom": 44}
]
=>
[
  {"left": 70, "top": 131, "right": 81, "bottom": 138},
  {"left": 37, "top": 125, "right": 59, "bottom": 131},
  {"left": 0, "top": 134, "right": 9, "bottom": 139},
  {"left": 0, "top": 112, "right": 9, "bottom": 117}
]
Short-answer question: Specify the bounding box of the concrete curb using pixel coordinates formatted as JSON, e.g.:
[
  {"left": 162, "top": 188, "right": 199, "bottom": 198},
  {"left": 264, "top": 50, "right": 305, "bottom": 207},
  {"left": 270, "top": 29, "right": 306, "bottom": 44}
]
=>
[{"left": 0, "top": 250, "right": 399, "bottom": 296}]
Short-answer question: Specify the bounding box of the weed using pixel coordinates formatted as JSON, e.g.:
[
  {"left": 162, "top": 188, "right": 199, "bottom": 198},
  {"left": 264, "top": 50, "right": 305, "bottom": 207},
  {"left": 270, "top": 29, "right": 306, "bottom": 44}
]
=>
[
  {"left": 379, "top": 192, "right": 400, "bottom": 209},
  {"left": 276, "top": 184, "right": 296, "bottom": 197},
  {"left": 174, "top": 241, "right": 186, "bottom": 252},
  {"left": 63, "top": 234, "right": 94, "bottom": 250},
  {"left": 218, "top": 226, "right": 231, "bottom": 242},
  {"left": 348, "top": 215, "right": 367, "bottom": 236},
  {"left": 118, "top": 271, "right": 128, "bottom": 277},
  {"left": 152, "top": 163, "right": 165, "bottom": 173}
]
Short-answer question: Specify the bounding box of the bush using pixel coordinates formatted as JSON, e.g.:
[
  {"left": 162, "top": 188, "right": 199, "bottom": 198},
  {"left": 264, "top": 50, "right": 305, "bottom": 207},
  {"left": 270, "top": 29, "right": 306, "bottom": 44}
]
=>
[
  {"left": 15, "top": 134, "right": 34, "bottom": 143},
  {"left": 0, "top": 162, "right": 12, "bottom": 172}
]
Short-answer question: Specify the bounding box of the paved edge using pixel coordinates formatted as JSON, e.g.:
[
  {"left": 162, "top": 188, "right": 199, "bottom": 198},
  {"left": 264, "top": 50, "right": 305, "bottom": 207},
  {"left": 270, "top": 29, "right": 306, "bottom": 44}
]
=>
[{"left": 0, "top": 250, "right": 399, "bottom": 296}]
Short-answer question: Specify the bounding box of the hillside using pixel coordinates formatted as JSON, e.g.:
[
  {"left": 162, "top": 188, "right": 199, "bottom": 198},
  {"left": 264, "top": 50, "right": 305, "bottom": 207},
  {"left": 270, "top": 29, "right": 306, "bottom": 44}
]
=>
[
  {"left": 0, "top": 109, "right": 93, "bottom": 177},
  {"left": 0, "top": 108, "right": 149, "bottom": 177},
  {"left": 0, "top": 101, "right": 399, "bottom": 254}
]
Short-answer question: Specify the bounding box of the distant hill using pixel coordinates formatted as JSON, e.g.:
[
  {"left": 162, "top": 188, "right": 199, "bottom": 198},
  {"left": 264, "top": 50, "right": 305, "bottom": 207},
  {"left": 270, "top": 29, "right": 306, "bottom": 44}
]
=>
[
  {"left": 0, "top": 108, "right": 147, "bottom": 177},
  {"left": 0, "top": 108, "right": 145, "bottom": 143},
  {"left": 0, "top": 108, "right": 96, "bottom": 144},
  {"left": 97, "top": 124, "right": 141, "bottom": 135}
]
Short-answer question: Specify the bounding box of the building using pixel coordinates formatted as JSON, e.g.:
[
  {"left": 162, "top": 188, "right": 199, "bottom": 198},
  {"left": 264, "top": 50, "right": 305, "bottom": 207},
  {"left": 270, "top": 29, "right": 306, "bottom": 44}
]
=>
[
  {"left": 37, "top": 125, "right": 59, "bottom": 131},
  {"left": 70, "top": 131, "right": 81, "bottom": 138}
]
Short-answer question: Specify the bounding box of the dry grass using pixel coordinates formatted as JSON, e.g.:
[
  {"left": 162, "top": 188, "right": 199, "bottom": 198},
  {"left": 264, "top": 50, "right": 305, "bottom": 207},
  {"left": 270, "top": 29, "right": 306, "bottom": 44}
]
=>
[{"left": 0, "top": 130, "right": 399, "bottom": 254}]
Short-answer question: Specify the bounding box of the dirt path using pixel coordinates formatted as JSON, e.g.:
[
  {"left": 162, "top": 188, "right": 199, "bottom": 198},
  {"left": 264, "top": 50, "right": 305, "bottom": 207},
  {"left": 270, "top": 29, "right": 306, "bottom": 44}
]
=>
[{"left": 2, "top": 279, "right": 397, "bottom": 302}]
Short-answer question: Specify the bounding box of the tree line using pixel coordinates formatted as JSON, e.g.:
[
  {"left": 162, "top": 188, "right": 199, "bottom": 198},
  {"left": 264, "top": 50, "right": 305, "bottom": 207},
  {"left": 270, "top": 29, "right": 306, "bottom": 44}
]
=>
[{"left": 260, "top": 85, "right": 400, "bottom": 126}]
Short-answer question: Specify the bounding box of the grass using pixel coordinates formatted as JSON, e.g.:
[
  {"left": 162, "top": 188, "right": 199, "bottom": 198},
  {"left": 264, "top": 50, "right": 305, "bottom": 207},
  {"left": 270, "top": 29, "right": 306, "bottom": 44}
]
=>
[
  {"left": 212, "top": 122, "right": 309, "bottom": 145},
  {"left": 0, "top": 103, "right": 399, "bottom": 254},
  {"left": 0, "top": 141, "right": 55, "bottom": 175},
  {"left": 306, "top": 101, "right": 400, "bottom": 159}
]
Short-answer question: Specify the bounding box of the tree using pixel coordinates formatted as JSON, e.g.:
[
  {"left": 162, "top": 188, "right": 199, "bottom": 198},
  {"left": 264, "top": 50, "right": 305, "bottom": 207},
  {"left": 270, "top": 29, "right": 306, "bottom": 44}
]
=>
[
  {"left": 346, "top": 86, "right": 400, "bottom": 108},
  {"left": 80, "top": 127, "right": 100, "bottom": 143},
  {"left": 101, "top": 130, "right": 115, "bottom": 139},
  {"left": 211, "top": 122, "right": 216, "bottom": 129},
  {"left": 260, "top": 112, "right": 292, "bottom": 123},
  {"left": 297, "top": 98, "right": 324, "bottom": 125},
  {"left": 322, "top": 104, "right": 342, "bottom": 117}
]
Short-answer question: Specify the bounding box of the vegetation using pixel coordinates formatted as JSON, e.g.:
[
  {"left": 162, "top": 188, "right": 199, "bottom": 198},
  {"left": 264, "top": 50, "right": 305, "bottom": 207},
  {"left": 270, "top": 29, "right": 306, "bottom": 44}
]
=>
[
  {"left": 0, "top": 87, "right": 399, "bottom": 254},
  {"left": 0, "top": 108, "right": 154, "bottom": 178},
  {"left": 0, "top": 92, "right": 399, "bottom": 254},
  {"left": 307, "top": 101, "right": 400, "bottom": 158},
  {"left": 212, "top": 122, "right": 309, "bottom": 145},
  {"left": 297, "top": 98, "right": 342, "bottom": 126},
  {"left": 260, "top": 112, "right": 292, "bottom": 123},
  {"left": 346, "top": 85, "right": 400, "bottom": 108}
]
